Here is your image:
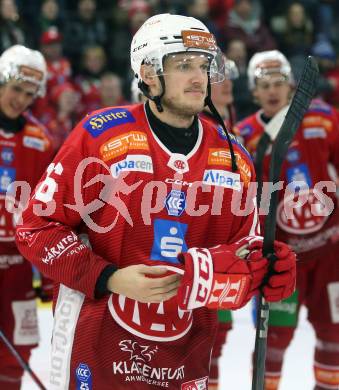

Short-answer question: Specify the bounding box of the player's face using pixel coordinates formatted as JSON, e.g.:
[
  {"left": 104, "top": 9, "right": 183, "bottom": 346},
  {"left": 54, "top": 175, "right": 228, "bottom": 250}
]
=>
[
  {"left": 0, "top": 80, "right": 38, "bottom": 119},
  {"left": 161, "top": 53, "right": 209, "bottom": 118},
  {"left": 253, "top": 73, "right": 291, "bottom": 117},
  {"left": 211, "top": 77, "right": 233, "bottom": 107}
]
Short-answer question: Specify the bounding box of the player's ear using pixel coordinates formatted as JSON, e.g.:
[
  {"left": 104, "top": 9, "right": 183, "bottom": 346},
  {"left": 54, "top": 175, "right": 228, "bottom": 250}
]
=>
[{"left": 140, "top": 64, "right": 157, "bottom": 88}]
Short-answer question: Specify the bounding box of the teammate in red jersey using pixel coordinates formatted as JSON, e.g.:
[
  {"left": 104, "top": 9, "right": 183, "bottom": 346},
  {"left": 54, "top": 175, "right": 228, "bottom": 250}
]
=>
[
  {"left": 0, "top": 45, "right": 55, "bottom": 389},
  {"left": 234, "top": 50, "right": 339, "bottom": 390},
  {"left": 200, "top": 56, "right": 238, "bottom": 390},
  {"left": 15, "top": 15, "right": 295, "bottom": 390}
]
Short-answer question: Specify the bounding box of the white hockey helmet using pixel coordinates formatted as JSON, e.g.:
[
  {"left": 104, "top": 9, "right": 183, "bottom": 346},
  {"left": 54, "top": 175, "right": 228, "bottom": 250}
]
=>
[
  {"left": 247, "top": 50, "right": 294, "bottom": 90},
  {"left": 130, "top": 13, "right": 225, "bottom": 84},
  {"left": 0, "top": 45, "right": 47, "bottom": 97}
]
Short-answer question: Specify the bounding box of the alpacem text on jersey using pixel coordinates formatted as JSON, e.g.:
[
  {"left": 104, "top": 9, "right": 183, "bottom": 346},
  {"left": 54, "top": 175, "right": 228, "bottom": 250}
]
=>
[
  {"left": 203, "top": 169, "right": 241, "bottom": 191},
  {"left": 84, "top": 108, "right": 136, "bottom": 138}
]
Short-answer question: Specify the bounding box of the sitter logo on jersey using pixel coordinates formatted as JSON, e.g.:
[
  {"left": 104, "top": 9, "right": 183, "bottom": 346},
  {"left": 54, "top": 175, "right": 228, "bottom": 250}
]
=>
[
  {"left": 84, "top": 108, "right": 136, "bottom": 138},
  {"left": 100, "top": 131, "right": 149, "bottom": 161},
  {"left": 110, "top": 155, "right": 153, "bottom": 178},
  {"left": 203, "top": 169, "right": 241, "bottom": 191},
  {"left": 0, "top": 166, "right": 16, "bottom": 193},
  {"left": 1, "top": 147, "right": 14, "bottom": 165},
  {"left": 181, "top": 376, "right": 208, "bottom": 390},
  {"left": 150, "top": 219, "right": 188, "bottom": 263},
  {"left": 112, "top": 340, "right": 185, "bottom": 387},
  {"left": 277, "top": 189, "right": 330, "bottom": 235},
  {"left": 208, "top": 149, "right": 251, "bottom": 186},
  {"left": 75, "top": 363, "right": 92, "bottom": 390},
  {"left": 165, "top": 190, "right": 186, "bottom": 217}
]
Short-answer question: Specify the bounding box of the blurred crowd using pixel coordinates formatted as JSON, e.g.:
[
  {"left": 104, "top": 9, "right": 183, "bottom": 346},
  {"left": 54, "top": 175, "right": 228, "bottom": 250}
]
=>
[{"left": 1, "top": 0, "right": 339, "bottom": 149}]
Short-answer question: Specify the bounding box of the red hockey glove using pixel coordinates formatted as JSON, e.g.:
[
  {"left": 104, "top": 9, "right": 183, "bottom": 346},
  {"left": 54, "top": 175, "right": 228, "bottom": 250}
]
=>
[
  {"left": 177, "top": 236, "right": 268, "bottom": 310},
  {"left": 262, "top": 241, "right": 296, "bottom": 302}
]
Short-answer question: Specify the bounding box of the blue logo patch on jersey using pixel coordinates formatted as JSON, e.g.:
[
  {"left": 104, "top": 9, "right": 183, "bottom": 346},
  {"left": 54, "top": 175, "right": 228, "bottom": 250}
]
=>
[
  {"left": 76, "top": 363, "right": 92, "bottom": 390},
  {"left": 216, "top": 125, "right": 251, "bottom": 158},
  {"left": 0, "top": 166, "right": 16, "bottom": 193},
  {"left": 286, "top": 163, "right": 312, "bottom": 191},
  {"left": 286, "top": 148, "right": 300, "bottom": 163},
  {"left": 84, "top": 108, "right": 135, "bottom": 138},
  {"left": 165, "top": 190, "right": 186, "bottom": 216},
  {"left": 150, "top": 219, "right": 188, "bottom": 263},
  {"left": 1, "top": 147, "right": 14, "bottom": 165},
  {"left": 239, "top": 124, "right": 254, "bottom": 137},
  {"left": 309, "top": 100, "right": 331, "bottom": 114}
]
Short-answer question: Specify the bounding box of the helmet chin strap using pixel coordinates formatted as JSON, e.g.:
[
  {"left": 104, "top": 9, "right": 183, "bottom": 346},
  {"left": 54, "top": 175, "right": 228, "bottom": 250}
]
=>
[
  {"left": 204, "top": 79, "right": 238, "bottom": 172},
  {"left": 138, "top": 76, "right": 166, "bottom": 113}
]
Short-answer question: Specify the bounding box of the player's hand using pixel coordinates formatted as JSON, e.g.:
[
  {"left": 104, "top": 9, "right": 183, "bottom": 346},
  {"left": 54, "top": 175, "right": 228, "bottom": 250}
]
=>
[
  {"left": 107, "top": 264, "right": 182, "bottom": 303},
  {"left": 177, "top": 236, "right": 267, "bottom": 310},
  {"left": 262, "top": 240, "right": 296, "bottom": 302}
]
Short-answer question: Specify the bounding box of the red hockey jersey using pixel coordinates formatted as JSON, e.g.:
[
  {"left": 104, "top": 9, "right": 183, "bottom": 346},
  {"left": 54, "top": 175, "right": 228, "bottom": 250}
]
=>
[
  {"left": 16, "top": 103, "right": 259, "bottom": 389},
  {"left": 234, "top": 99, "right": 339, "bottom": 259},
  {"left": 0, "top": 112, "right": 54, "bottom": 259}
]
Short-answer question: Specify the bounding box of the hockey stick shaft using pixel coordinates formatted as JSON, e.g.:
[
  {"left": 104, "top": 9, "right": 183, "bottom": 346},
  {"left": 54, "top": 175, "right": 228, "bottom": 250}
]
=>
[
  {"left": 251, "top": 56, "right": 319, "bottom": 390},
  {"left": 0, "top": 329, "right": 47, "bottom": 390}
]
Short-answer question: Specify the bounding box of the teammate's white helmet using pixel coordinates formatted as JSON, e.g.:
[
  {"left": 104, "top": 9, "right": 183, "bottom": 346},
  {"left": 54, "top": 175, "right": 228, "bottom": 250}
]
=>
[
  {"left": 130, "top": 13, "right": 225, "bottom": 84},
  {"left": 247, "top": 50, "right": 294, "bottom": 90},
  {"left": 0, "top": 45, "right": 47, "bottom": 97}
]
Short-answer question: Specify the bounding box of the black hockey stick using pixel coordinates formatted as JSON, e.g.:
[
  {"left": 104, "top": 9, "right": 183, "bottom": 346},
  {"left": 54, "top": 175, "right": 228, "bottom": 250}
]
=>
[
  {"left": 0, "top": 328, "right": 47, "bottom": 390},
  {"left": 251, "top": 56, "right": 319, "bottom": 390}
]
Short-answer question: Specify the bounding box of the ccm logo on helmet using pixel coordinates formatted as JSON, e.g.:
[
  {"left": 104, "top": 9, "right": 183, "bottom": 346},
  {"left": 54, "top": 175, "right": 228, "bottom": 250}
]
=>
[{"left": 133, "top": 43, "right": 147, "bottom": 52}]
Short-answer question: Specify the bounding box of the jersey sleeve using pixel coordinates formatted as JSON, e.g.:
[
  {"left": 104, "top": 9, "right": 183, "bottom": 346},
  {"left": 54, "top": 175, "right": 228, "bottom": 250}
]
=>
[
  {"left": 15, "top": 128, "right": 114, "bottom": 299},
  {"left": 328, "top": 108, "right": 339, "bottom": 174}
]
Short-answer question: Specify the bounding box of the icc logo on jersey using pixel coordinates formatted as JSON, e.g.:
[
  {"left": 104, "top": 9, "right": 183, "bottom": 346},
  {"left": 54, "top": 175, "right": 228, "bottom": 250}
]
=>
[
  {"left": 76, "top": 363, "right": 92, "bottom": 390},
  {"left": 165, "top": 190, "right": 186, "bottom": 217}
]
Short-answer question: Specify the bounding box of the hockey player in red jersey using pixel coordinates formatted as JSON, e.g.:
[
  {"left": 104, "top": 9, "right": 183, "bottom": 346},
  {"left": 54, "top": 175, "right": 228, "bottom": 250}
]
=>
[
  {"left": 234, "top": 50, "right": 339, "bottom": 390},
  {"left": 200, "top": 56, "right": 238, "bottom": 390},
  {"left": 0, "top": 45, "right": 55, "bottom": 389},
  {"left": 15, "top": 15, "right": 296, "bottom": 390}
]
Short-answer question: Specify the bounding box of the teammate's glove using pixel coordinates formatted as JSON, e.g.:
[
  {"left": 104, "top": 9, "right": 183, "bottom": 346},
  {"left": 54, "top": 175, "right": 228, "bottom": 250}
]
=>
[
  {"left": 262, "top": 241, "right": 296, "bottom": 302},
  {"left": 177, "top": 236, "right": 267, "bottom": 310},
  {"left": 35, "top": 275, "right": 53, "bottom": 303}
]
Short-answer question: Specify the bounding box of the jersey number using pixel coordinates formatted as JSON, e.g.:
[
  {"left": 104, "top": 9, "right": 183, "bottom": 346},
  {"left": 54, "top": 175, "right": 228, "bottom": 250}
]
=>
[{"left": 34, "top": 163, "right": 63, "bottom": 203}]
